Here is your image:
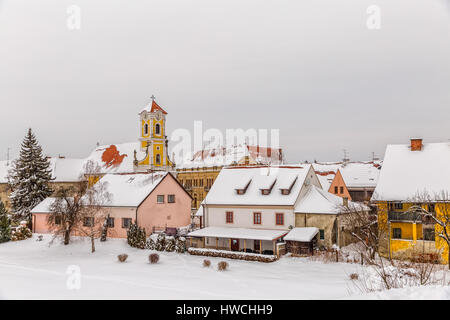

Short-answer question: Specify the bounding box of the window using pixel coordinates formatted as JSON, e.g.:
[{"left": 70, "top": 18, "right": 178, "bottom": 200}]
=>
[
  {"left": 155, "top": 123, "right": 161, "bottom": 135},
  {"left": 275, "top": 213, "right": 284, "bottom": 225},
  {"left": 106, "top": 217, "right": 114, "bottom": 228},
  {"left": 156, "top": 154, "right": 161, "bottom": 165},
  {"left": 168, "top": 194, "right": 175, "bottom": 203},
  {"left": 83, "top": 217, "right": 94, "bottom": 227},
  {"left": 428, "top": 204, "right": 435, "bottom": 213},
  {"left": 392, "top": 228, "right": 402, "bottom": 239},
  {"left": 122, "top": 218, "right": 132, "bottom": 229},
  {"left": 424, "top": 229, "right": 435, "bottom": 241},
  {"left": 393, "top": 202, "right": 403, "bottom": 210},
  {"left": 144, "top": 123, "right": 149, "bottom": 135},
  {"left": 334, "top": 186, "right": 338, "bottom": 194},
  {"left": 253, "top": 212, "right": 262, "bottom": 225},
  {"left": 157, "top": 195, "right": 164, "bottom": 203},
  {"left": 55, "top": 216, "right": 62, "bottom": 225},
  {"left": 339, "top": 186, "right": 344, "bottom": 194},
  {"left": 319, "top": 229, "right": 325, "bottom": 240},
  {"left": 226, "top": 211, "right": 233, "bottom": 224}
]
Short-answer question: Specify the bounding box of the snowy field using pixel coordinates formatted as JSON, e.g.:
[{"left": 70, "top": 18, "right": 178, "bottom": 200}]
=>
[{"left": 0, "top": 234, "right": 449, "bottom": 300}]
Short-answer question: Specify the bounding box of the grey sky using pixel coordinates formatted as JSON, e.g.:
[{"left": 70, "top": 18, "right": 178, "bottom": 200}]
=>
[{"left": 0, "top": 0, "right": 449, "bottom": 163}]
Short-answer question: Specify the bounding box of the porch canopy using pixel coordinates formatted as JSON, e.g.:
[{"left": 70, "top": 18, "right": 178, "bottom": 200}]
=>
[
  {"left": 188, "top": 226, "right": 288, "bottom": 241},
  {"left": 284, "top": 227, "right": 319, "bottom": 242}
]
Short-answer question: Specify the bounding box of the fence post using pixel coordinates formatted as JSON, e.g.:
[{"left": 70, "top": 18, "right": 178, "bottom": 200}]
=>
[{"left": 336, "top": 250, "right": 339, "bottom": 262}]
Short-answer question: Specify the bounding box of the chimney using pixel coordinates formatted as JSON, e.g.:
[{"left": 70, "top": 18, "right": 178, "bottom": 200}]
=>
[{"left": 410, "top": 138, "right": 423, "bottom": 151}]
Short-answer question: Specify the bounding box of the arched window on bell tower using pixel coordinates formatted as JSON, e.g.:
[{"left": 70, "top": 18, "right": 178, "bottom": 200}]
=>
[
  {"left": 156, "top": 154, "right": 161, "bottom": 165},
  {"left": 155, "top": 123, "right": 161, "bottom": 135},
  {"left": 144, "top": 123, "right": 149, "bottom": 136}
]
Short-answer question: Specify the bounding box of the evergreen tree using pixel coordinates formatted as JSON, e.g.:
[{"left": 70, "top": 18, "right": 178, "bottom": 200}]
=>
[
  {"left": 8, "top": 128, "right": 53, "bottom": 225},
  {"left": 0, "top": 201, "right": 11, "bottom": 243}
]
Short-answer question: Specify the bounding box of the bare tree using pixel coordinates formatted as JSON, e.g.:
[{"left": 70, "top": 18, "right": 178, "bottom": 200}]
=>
[
  {"left": 340, "top": 204, "right": 384, "bottom": 263},
  {"left": 47, "top": 181, "right": 87, "bottom": 245},
  {"left": 77, "top": 179, "right": 111, "bottom": 253},
  {"left": 47, "top": 160, "right": 111, "bottom": 252},
  {"left": 407, "top": 190, "right": 450, "bottom": 270}
]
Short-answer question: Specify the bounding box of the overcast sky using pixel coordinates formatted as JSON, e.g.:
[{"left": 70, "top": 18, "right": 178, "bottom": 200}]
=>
[{"left": 0, "top": 0, "right": 449, "bottom": 163}]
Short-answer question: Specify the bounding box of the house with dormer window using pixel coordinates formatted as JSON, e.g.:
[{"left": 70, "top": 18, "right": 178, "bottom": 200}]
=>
[{"left": 188, "top": 165, "right": 366, "bottom": 258}]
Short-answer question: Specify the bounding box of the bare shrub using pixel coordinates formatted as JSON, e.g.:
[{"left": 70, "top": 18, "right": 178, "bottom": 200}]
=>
[
  {"left": 149, "top": 253, "right": 159, "bottom": 264},
  {"left": 118, "top": 254, "right": 128, "bottom": 263},
  {"left": 203, "top": 259, "right": 211, "bottom": 267},
  {"left": 217, "top": 261, "right": 228, "bottom": 271},
  {"left": 349, "top": 273, "right": 359, "bottom": 280}
]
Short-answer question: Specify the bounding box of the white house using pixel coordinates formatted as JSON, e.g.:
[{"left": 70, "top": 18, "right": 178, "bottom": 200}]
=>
[{"left": 188, "top": 165, "right": 363, "bottom": 257}]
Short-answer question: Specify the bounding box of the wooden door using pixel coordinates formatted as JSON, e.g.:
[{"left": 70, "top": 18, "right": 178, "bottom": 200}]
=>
[{"left": 231, "top": 239, "right": 239, "bottom": 251}]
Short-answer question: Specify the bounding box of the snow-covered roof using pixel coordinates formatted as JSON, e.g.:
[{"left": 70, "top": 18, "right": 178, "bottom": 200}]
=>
[
  {"left": 188, "top": 226, "right": 288, "bottom": 241},
  {"left": 84, "top": 142, "right": 145, "bottom": 175},
  {"left": 308, "top": 161, "right": 382, "bottom": 189},
  {"left": 284, "top": 227, "right": 319, "bottom": 242},
  {"left": 49, "top": 158, "right": 85, "bottom": 182},
  {"left": 0, "top": 160, "right": 10, "bottom": 183},
  {"left": 204, "top": 165, "right": 313, "bottom": 206},
  {"left": 140, "top": 100, "right": 168, "bottom": 114},
  {"left": 30, "top": 197, "right": 65, "bottom": 213},
  {"left": 96, "top": 172, "right": 168, "bottom": 207},
  {"left": 177, "top": 144, "right": 283, "bottom": 169},
  {"left": 294, "top": 185, "right": 366, "bottom": 214},
  {"left": 315, "top": 172, "right": 335, "bottom": 191},
  {"left": 195, "top": 206, "right": 203, "bottom": 217},
  {"left": 372, "top": 142, "right": 450, "bottom": 201},
  {"left": 1, "top": 158, "right": 86, "bottom": 184}
]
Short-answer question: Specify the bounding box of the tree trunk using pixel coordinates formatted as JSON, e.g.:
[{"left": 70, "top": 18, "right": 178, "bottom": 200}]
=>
[
  {"left": 91, "top": 235, "right": 95, "bottom": 253},
  {"left": 64, "top": 230, "right": 70, "bottom": 245}
]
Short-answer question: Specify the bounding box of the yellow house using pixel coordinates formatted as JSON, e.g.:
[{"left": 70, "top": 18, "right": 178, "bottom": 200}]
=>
[{"left": 373, "top": 139, "right": 450, "bottom": 264}]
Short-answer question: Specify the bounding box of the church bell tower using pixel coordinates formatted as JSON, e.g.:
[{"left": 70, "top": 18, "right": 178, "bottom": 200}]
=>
[{"left": 134, "top": 96, "right": 173, "bottom": 171}]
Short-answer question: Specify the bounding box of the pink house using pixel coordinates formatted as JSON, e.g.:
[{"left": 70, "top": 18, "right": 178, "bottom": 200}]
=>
[{"left": 31, "top": 172, "right": 192, "bottom": 238}]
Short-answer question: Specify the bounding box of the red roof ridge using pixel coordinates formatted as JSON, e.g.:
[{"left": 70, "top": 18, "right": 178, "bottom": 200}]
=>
[{"left": 150, "top": 100, "right": 168, "bottom": 114}]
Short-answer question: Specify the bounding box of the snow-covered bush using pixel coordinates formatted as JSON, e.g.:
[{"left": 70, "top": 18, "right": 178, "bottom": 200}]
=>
[
  {"left": 349, "top": 273, "right": 359, "bottom": 280},
  {"left": 217, "top": 261, "right": 228, "bottom": 271},
  {"left": 127, "top": 223, "right": 146, "bottom": 249},
  {"left": 175, "top": 236, "right": 186, "bottom": 253},
  {"left": 0, "top": 201, "right": 11, "bottom": 243},
  {"left": 146, "top": 236, "right": 156, "bottom": 250},
  {"left": 118, "top": 254, "right": 128, "bottom": 263},
  {"left": 11, "top": 225, "right": 32, "bottom": 241},
  {"left": 155, "top": 233, "right": 166, "bottom": 251},
  {"left": 149, "top": 253, "right": 159, "bottom": 264},
  {"left": 165, "top": 236, "right": 175, "bottom": 252},
  {"left": 188, "top": 248, "right": 277, "bottom": 263},
  {"left": 203, "top": 259, "right": 211, "bottom": 267}
]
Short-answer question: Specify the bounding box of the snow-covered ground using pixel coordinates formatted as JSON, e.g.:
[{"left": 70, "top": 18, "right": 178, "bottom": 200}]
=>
[{"left": 0, "top": 234, "right": 448, "bottom": 300}]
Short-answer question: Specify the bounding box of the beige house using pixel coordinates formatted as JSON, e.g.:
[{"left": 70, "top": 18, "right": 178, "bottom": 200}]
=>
[
  {"left": 0, "top": 157, "right": 87, "bottom": 210},
  {"left": 188, "top": 165, "right": 364, "bottom": 257}
]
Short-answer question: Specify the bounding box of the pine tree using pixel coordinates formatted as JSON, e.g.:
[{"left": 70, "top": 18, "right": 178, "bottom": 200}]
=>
[
  {"left": 8, "top": 128, "right": 53, "bottom": 225},
  {"left": 0, "top": 201, "right": 11, "bottom": 243}
]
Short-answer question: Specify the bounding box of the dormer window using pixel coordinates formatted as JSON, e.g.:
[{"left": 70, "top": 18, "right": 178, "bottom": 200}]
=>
[
  {"left": 235, "top": 179, "right": 251, "bottom": 195},
  {"left": 260, "top": 179, "right": 276, "bottom": 195},
  {"left": 279, "top": 176, "right": 297, "bottom": 195}
]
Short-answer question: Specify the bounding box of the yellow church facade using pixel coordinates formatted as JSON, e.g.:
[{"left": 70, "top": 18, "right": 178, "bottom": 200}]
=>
[{"left": 134, "top": 97, "right": 173, "bottom": 172}]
